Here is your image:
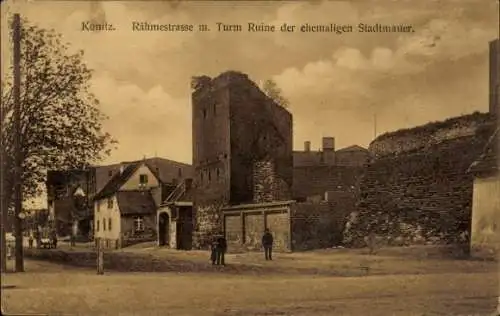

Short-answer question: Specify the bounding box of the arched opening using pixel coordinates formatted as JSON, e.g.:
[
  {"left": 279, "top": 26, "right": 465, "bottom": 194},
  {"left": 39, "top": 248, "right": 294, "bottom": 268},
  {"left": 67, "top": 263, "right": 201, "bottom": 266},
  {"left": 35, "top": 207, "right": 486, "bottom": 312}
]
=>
[{"left": 158, "top": 212, "right": 170, "bottom": 247}]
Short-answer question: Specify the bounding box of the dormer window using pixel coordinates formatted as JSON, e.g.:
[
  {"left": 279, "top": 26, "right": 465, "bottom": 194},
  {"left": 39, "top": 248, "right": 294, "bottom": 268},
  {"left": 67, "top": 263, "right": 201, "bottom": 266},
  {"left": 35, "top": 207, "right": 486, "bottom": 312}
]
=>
[{"left": 139, "top": 174, "right": 148, "bottom": 185}]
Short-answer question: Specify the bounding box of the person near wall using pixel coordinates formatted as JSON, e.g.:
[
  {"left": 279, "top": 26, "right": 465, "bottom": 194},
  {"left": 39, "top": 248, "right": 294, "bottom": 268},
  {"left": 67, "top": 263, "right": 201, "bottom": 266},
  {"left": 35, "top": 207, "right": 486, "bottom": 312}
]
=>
[
  {"left": 28, "top": 231, "right": 34, "bottom": 249},
  {"left": 51, "top": 231, "right": 58, "bottom": 249},
  {"left": 262, "top": 228, "right": 274, "bottom": 261},
  {"left": 210, "top": 236, "right": 219, "bottom": 265},
  {"left": 216, "top": 233, "right": 227, "bottom": 266}
]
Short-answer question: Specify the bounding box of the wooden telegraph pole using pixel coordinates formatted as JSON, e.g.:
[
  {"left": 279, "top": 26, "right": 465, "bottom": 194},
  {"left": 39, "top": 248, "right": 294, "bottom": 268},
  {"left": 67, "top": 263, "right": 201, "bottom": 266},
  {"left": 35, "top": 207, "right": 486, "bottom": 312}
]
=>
[
  {"left": 13, "top": 13, "right": 24, "bottom": 273},
  {"left": 0, "top": 55, "right": 6, "bottom": 273},
  {"left": 96, "top": 238, "right": 104, "bottom": 275}
]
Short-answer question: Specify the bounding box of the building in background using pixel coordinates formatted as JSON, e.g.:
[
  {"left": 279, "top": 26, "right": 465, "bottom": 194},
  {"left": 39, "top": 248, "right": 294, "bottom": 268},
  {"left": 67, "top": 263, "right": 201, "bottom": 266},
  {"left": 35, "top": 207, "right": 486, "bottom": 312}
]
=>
[
  {"left": 46, "top": 157, "right": 193, "bottom": 240},
  {"left": 293, "top": 137, "right": 368, "bottom": 167},
  {"left": 292, "top": 138, "right": 368, "bottom": 202},
  {"left": 489, "top": 38, "right": 500, "bottom": 117}
]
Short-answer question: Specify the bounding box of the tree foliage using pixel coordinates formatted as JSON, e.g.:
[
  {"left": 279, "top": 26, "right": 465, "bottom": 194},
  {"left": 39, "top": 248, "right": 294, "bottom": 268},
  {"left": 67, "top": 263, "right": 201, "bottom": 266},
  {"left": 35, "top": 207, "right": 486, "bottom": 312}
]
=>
[
  {"left": 262, "top": 79, "right": 289, "bottom": 109},
  {"left": 0, "top": 17, "right": 116, "bottom": 207}
]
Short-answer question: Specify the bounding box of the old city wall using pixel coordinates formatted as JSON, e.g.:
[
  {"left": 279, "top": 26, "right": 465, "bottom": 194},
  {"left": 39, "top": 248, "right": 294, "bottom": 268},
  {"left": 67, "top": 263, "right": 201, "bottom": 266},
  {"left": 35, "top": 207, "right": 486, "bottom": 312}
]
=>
[
  {"left": 292, "top": 165, "right": 363, "bottom": 200},
  {"left": 348, "top": 112, "right": 495, "bottom": 246},
  {"left": 291, "top": 200, "right": 351, "bottom": 250},
  {"left": 369, "top": 112, "right": 491, "bottom": 157}
]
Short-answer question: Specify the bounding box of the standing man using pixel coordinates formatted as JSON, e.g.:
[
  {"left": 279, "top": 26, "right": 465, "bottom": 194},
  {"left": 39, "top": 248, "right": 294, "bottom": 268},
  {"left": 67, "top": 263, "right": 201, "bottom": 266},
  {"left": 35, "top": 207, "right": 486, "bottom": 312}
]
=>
[
  {"left": 28, "top": 231, "right": 33, "bottom": 249},
  {"left": 216, "top": 232, "right": 227, "bottom": 266},
  {"left": 262, "top": 228, "right": 274, "bottom": 261}
]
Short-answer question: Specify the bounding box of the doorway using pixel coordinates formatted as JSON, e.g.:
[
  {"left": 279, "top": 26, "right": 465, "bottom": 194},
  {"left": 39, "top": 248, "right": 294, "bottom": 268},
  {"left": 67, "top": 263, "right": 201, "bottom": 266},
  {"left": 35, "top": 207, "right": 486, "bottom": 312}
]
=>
[{"left": 158, "top": 212, "right": 170, "bottom": 247}]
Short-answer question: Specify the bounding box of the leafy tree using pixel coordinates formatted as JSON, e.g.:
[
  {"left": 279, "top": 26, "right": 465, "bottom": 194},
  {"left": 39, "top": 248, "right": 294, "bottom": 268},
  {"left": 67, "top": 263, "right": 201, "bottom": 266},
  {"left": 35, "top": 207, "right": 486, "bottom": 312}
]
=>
[
  {"left": 262, "top": 79, "right": 289, "bottom": 109},
  {"left": 0, "top": 17, "right": 116, "bottom": 269}
]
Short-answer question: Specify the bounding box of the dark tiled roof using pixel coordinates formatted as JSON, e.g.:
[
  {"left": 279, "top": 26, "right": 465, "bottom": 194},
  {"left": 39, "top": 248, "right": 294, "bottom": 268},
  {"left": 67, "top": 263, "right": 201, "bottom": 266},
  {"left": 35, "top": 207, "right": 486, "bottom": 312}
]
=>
[
  {"left": 116, "top": 190, "right": 157, "bottom": 216},
  {"left": 468, "top": 127, "right": 499, "bottom": 175},
  {"left": 335, "top": 145, "right": 368, "bottom": 153},
  {"left": 94, "top": 158, "right": 193, "bottom": 195},
  {"left": 94, "top": 162, "right": 142, "bottom": 200}
]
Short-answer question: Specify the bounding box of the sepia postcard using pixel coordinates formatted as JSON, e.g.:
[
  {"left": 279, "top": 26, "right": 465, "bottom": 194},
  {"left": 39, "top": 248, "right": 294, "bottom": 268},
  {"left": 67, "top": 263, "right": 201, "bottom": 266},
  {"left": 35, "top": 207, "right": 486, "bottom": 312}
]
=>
[{"left": 0, "top": 0, "right": 499, "bottom": 315}]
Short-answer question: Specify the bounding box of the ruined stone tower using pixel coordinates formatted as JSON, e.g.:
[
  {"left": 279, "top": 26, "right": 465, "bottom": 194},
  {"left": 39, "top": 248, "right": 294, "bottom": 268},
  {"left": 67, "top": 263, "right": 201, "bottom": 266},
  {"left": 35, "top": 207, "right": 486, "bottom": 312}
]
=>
[{"left": 191, "top": 71, "right": 293, "bottom": 248}]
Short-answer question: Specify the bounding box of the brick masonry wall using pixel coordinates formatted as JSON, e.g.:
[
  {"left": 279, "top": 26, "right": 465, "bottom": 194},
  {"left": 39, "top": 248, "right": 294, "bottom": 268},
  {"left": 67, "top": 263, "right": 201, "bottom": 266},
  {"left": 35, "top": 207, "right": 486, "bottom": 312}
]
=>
[
  {"left": 349, "top": 121, "right": 495, "bottom": 246},
  {"left": 291, "top": 200, "right": 352, "bottom": 251},
  {"left": 192, "top": 73, "right": 232, "bottom": 248},
  {"left": 292, "top": 165, "right": 362, "bottom": 200},
  {"left": 253, "top": 159, "right": 291, "bottom": 203}
]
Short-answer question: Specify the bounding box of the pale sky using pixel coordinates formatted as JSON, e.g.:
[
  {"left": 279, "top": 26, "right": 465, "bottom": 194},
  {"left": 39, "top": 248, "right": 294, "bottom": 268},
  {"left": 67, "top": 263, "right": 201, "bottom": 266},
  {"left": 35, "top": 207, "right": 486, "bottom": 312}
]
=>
[{"left": 1, "top": 0, "right": 499, "bottom": 169}]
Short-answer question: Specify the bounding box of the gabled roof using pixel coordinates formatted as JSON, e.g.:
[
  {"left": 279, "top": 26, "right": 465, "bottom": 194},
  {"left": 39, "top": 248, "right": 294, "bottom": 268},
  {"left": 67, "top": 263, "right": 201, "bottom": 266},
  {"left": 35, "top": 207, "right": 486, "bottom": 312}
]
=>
[
  {"left": 93, "top": 157, "right": 193, "bottom": 194},
  {"left": 468, "top": 127, "right": 499, "bottom": 175},
  {"left": 116, "top": 190, "right": 156, "bottom": 216},
  {"left": 335, "top": 145, "right": 368, "bottom": 153},
  {"left": 93, "top": 161, "right": 144, "bottom": 200}
]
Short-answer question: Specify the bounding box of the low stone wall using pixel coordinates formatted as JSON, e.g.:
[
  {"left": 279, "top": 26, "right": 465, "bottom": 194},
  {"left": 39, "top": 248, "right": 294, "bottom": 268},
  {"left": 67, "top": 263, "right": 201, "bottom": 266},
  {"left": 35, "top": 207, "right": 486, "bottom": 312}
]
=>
[
  {"left": 223, "top": 201, "right": 292, "bottom": 252},
  {"left": 193, "top": 201, "right": 226, "bottom": 249},
  {"left": 223, "top": 200, "right": 348, "bottom": 252},
  {"left": 291, "top": 200, "right": 351, "bottom": 251}
]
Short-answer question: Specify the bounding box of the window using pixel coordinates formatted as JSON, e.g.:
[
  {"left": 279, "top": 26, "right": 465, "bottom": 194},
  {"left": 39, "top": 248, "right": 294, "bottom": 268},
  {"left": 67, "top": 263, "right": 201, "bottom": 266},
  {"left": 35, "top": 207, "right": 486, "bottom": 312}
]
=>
[
  {"left": 216, "top": 168, "right": 220, "bottom": 180},
  {"left": 201, "top": 171, "right": 204, "bottom": 182},
  {"left": 107, "top": 197, "right": 113, "bottom": 209},
  {"left": 108, "top": 170, "right": 113, "bottom": 177},
  {"left": 203, "top": 108, "right": 207, "bottom": 119},
  {"left": 178, "top": 168, "right": 182, "bottom": 178},
  {"left": 213, "top": 103, "right": 216, "bottom": 115},
  {"left": 108, "top": 218, "right": 112, "bottom": 231},
  {"left": 134, "top": 217, "right": 145, "bottom": 232},
  {"left": 103, "top": 218, "right": 107, "bottom": 231},
  {"left": 96, "top": 220, "right": 100, "bottom": 232},
  {"left": 139, "top": 174, "right": 148, "bottom": 185},
  {"left": 96, "top": 203, "right": 100, "bottom": 212},
  {"left": 208, "top": 170, "right": 211, "bottom": 182}
]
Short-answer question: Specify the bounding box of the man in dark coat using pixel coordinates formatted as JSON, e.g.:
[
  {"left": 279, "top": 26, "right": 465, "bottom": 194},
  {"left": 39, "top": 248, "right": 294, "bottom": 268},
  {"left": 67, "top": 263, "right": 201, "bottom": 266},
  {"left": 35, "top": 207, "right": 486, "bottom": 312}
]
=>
[
  {"left": 210, "top": 236, "right": 218, "bottom": 265},
  {"left": 216, "top": 233, "right": 227, "bottom": 266},
  {"left": 262, "top": 228, "right": 274, "bottom": 261}
]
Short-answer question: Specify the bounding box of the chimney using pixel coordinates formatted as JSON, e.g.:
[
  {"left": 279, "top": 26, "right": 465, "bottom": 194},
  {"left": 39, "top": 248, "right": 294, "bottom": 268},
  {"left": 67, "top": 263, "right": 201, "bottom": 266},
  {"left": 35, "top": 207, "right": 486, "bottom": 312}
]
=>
[
  {"left": 304, "top": 141, "right": 311, "bottom": 152},
  {"left": 322, "top": 137, "right": 335, "bottom": 151}
]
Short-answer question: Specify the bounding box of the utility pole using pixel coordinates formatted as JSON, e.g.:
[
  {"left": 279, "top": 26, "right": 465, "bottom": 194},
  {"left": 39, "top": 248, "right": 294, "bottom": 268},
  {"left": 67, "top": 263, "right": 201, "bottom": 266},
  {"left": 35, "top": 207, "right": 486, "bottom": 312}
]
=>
[
  {"left": 13, "top": 13, "right": 24, "bottom": 273},
  {"left": 0, "top": 56, "right": 6, "bottom": 273}
]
